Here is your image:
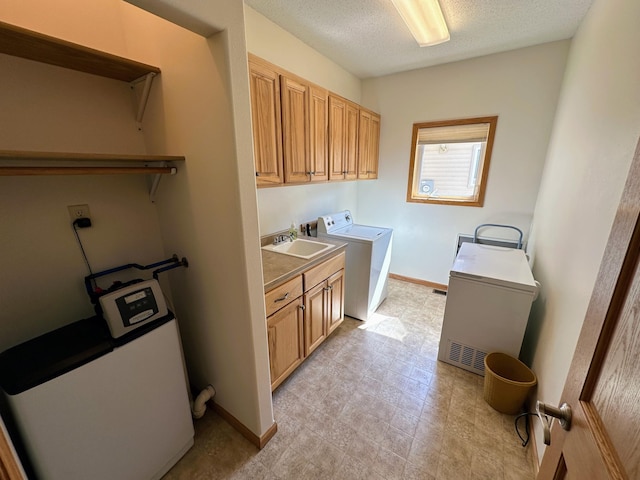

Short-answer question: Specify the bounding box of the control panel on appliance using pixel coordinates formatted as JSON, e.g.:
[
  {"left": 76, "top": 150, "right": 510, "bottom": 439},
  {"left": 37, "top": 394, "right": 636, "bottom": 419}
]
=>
[
  {"left": 99, "top": 279, "right": 168, "bottom": 338},
  {"left": 116, "top": 286, "right": 159, "bottom": 326}
]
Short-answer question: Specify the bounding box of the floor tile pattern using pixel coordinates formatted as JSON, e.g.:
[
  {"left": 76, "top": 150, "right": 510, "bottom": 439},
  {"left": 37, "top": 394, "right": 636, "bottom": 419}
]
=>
[{"left": 164, "top": 279, "right": 536, "bottom": 479}]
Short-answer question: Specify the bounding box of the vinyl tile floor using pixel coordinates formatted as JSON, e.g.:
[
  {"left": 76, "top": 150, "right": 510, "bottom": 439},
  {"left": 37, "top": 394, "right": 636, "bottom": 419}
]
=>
[{"left": 163, "top": 278, "right": 536, "bottom": 480}]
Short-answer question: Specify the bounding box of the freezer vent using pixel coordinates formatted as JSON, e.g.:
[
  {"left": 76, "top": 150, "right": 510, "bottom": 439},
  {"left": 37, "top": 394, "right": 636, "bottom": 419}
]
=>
[{"left": 447, "top": 340, "right": 487, "bottom": 375}]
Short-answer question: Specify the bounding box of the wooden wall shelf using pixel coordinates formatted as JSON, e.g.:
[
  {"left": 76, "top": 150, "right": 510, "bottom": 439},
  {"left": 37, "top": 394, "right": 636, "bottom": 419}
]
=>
[
  {"left": 0, "top": 20, "right": 160, "bottom": 82},
  {"left": 0, "top": 150, "right": 185, "bottom": 176},
  {"left": 0, "top": 22, "right": 181, "bottom": 201}
]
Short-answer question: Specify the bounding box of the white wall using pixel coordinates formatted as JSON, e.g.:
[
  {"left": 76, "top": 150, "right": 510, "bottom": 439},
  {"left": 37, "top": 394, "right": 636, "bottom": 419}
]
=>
[
  {"left": 244, "top": 6, "right": 364, "bottom": 236},
  {"left": 524, "top": 0, "right": 640, "bottom": 462},
  {"left": 360, "top": 42, "right": 570, "bottom": 285}
]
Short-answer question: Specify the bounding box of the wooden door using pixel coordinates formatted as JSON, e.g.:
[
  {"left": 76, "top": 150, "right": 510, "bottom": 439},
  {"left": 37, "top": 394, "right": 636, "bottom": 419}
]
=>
[
  {"left": 326, "top": 269, "right": 345, "bottom": 335},
  {"left": 308, "top": 85, "right": 328, "bottom": 182},
  {"left": 538, "top": 138, "right": 640, "bottom": 479},
  {"left": 267, "top": 298, "right": 304, "bottom": 391},
  {"left": 328, "top": 94, "right": 346, "bottom": 180},
  {"left": 248, "top": 60, "right": 283, "bottom": 186},
  {"left": 304, "top": 282, "right": 326, "bottom": 356},
  {"left": 280, "top": 75, "right": 309, "bottom": 184}
]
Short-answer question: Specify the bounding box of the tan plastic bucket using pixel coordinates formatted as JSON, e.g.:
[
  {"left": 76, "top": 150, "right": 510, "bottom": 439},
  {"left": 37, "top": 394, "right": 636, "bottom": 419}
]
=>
[{"left": 483, "top": 352, "right": 537, "bottom": 414}]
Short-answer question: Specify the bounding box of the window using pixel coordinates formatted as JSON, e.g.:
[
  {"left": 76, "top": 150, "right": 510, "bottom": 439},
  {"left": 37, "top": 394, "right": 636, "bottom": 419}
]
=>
[{"left": 406, "top": 116, "right": 498, "bottom": 207}]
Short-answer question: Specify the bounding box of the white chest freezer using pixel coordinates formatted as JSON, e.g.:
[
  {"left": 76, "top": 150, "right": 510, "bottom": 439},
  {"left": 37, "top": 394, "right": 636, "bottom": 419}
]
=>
[{"left": 437, "top": 243, "right": 538, "bottom": 375}]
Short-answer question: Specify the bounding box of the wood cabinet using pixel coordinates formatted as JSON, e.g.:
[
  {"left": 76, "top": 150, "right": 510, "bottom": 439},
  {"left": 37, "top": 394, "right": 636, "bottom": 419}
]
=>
[
  {"left": 264, "top": 251, "right": 345, "bottom": 390},
  {"left": 303, "top": 252, "right": 345, "bottom": 356},
  {"left": 267, "top": 297, "right": 304, "bottom": 390},
  {"left": 308, "top": 85, "right": 329, "bottom": 182},
  {"left": 248, "top": 55, "right": 379, "bottom": 187},
  {"left": 304, "top": 268, "right": 345, "bottom": 356},
  {"left": 358, "top": 108, "right": 380, "bottom": 179},
  {"left": 249, "top": 55, "right": 329, "bottom": 186},
  {"left": 280, "top": 75, "right": 328, "bottom": 184},
  {"left": 280, "top": 75, "right": 309, "bottom": 183},
  {"left": 249, "top": 61, "right": 283, "bottom": 186},
  {"left": 328, "top": 94, "right": 359, "bottom": 181},
  {"left": 265, "top": 275, "right": 304, "bottom": 390}
]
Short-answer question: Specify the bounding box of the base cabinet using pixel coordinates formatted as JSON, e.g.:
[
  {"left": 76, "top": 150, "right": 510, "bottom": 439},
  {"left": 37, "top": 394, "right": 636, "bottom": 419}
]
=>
[
  {"left": 265, "top": 252, "right": 345, "bottom": 390},
  {"left": 267, "top": 297, "right": 304, "bottom": 390},
  {"left": 304, "top": 267, "right": 345, "bottom": 356}
]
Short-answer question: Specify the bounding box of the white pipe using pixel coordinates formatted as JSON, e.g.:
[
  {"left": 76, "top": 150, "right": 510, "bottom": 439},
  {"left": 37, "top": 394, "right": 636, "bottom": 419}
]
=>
[{"left": 190, "top": 385, "right": 215, "bottom": 419}]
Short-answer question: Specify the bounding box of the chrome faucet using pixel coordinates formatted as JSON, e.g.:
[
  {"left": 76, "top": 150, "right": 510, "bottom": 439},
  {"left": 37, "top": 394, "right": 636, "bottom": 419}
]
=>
[{"left": 273, "top": 234, "right": 292, "bottom": 245}]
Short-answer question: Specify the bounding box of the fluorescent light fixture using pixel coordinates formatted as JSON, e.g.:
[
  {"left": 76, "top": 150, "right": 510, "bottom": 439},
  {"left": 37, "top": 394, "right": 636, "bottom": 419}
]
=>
[{"left": 391, "top": 0, "right": 450, "bottom": 47}]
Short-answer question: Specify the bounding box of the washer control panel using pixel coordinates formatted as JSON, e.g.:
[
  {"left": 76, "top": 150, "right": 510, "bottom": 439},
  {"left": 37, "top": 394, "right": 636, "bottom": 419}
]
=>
[{"left": 317, "top": 210, "right": 353, "bottom": 234}]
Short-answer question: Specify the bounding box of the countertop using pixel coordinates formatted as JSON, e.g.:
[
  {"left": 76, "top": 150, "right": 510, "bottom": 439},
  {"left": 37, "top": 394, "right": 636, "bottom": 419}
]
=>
[{"left": 261, "top": 235, "right": 347, "bottom": 292}]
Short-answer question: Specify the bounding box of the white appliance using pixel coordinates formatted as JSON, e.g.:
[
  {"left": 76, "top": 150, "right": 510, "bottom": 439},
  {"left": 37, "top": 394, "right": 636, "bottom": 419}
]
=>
[
  {"left": 438, "top": 242, "right": 538, "bottom": 375},
  {"left": 0, "top": 303, "right": 194, "bottom": 479},
  {"left": 317, "top": 210, "right": 393, "bottom": 321}
]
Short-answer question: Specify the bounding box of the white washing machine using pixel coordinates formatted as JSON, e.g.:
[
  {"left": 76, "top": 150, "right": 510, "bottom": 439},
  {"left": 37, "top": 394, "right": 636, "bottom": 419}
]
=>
[
  {"left": 0, "top": 281, "right": 194, "bottom": 480},
  {"left": 317, "top": 210, "right": 393, "bottom": 321},
  {"left": 437, "top": 242, "right": 539, "bottom": 375}
]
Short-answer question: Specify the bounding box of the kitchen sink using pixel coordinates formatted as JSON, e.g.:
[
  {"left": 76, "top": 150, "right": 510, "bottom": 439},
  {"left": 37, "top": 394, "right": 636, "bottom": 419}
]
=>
[{"left": 261, "top": 238, "right": 334, "bottom": 259}]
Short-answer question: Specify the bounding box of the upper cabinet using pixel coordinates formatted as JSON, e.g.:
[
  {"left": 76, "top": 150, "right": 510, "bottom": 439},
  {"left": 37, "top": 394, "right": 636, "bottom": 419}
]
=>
[
  {"left": 328, "top": 94, "right": 359, "bottom": 181},
  {"left": 249, "top": 60, "right": 283, "bottom": 186},
  {"left": 248, "top": 54, "right": 379, "bottom": 188},
  {"left": 280, "top": 75, "right": 310, "bottom": 183},
  {"left": 308, "top": 85, "right": 329, "bottom": 182},
  {"left": 358, "top": 108, "right": 380, "bottom": 180}
]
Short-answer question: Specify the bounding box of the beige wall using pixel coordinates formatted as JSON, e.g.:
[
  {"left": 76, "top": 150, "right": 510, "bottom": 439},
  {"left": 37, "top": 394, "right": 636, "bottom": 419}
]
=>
[
  {"left": 360, "top": 41, "right": 570, "bottom": 285},
  {"left": 525, "top": 0, "right": 640, "bottom": 461},
  {"left": 121, "top": 0, "right": 274, "bottom": 436}
]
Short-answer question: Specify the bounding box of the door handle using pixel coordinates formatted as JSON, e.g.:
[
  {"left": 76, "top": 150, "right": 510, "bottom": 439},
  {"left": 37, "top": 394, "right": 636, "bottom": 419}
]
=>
[{"left": 536, "top": 401, "right": 572, "bottom": 445}]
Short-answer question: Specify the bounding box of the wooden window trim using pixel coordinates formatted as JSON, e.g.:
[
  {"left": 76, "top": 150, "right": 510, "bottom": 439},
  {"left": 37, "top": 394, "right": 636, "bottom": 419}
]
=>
[{"left": 406, "top": 116, "right": 498, "bottom": 207}]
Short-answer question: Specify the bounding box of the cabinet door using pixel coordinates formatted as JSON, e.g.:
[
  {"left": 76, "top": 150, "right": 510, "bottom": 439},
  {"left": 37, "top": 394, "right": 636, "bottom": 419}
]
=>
[
  {"left": 358, "top": 108, "right": 380, "bottom": 179},
  {"left": 345, "top": 102, "right": 360, "bottom": 180},
  {"left": 304, "top": 282, "right": 327, "bottom": 357},
  {"left": 281, "top": 75, "right": 309, "bottom": 183},
  {"left": 267, "top": 298, "right": 304, "bottom": 390},
  {"left": 328, "top": 95, "right": 346, "bottom": 180},
  {"left": 368, "top": 112, "right": 380, "bottom": 179},
  {"left": 249, "top": 61, "right": 283, "bottom": 186},
  {"left": 358, "top": 109, "right": 372, "bottom": 179},
  {"left": 326, "top": 269, "right": 345, "bottom": 335},
  {"left": 309, "top": 85, "right": 328, "bottom": 182}
]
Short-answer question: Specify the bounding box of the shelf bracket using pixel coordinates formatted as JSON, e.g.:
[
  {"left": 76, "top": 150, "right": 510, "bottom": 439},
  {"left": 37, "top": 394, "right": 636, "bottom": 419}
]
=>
[
  {"left": 149, "top": 163, "right": 177, "bottom": 202},
  {"left": 131, "top": 72, "right": 157, "bottom": 130}
]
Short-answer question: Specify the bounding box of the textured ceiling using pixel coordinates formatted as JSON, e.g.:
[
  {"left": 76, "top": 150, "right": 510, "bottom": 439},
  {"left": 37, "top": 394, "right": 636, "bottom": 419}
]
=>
[{"left": 244, "top": 0, "right": 593, "bottom": 78}]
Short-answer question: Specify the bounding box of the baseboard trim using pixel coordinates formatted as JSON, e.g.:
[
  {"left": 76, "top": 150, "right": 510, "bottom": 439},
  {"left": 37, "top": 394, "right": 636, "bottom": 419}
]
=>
[
  {"left": 389, "top": 273, "right": 448, "bottom": 292},
  {"left": 212, "top": 402, "right": 277, "bottom": 449}
]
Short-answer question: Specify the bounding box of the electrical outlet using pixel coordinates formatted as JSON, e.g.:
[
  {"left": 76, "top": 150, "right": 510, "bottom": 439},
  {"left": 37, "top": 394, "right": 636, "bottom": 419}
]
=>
[{"left": 67, "top": 204, "right": 90, "bottom": 221}]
